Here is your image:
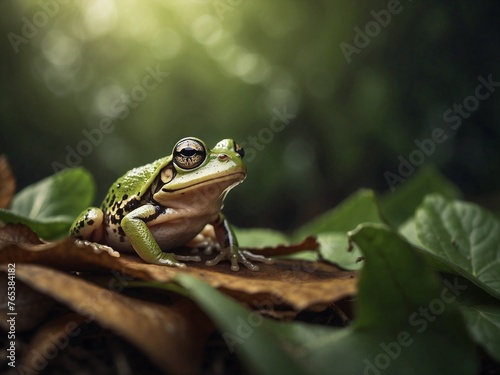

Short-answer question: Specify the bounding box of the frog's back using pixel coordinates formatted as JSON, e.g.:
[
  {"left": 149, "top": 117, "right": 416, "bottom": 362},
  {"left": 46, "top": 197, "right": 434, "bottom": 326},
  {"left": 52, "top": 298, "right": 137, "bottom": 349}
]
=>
[{"left": 101, "top": 156, "right": 170, "bottom": 211}]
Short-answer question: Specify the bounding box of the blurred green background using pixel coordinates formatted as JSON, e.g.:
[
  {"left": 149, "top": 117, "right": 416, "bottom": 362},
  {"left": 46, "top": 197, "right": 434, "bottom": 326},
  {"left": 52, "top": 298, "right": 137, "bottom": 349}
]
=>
[{"left": 1, "top": 0, "right": 499, "bottom": 231}]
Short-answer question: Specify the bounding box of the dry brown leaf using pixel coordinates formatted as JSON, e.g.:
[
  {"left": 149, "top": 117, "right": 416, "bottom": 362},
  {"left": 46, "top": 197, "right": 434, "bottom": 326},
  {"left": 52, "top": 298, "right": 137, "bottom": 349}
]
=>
[
  {"left": 0, "top": 226, "right": 126, "bottom": 272},
  {"left": 0, "top": 225, "right": 357, "bottom": 311},
  {"left": 0, "top": 155, "right": 16, "bottom": 209},
  {"left": 0, "top": 264, "right": 213, "bottom": 375},
  {"left": 0, "top": 224, "right": 43, "bottom": 247},
  {"left": 250, "top": 235, "right": 319, "bottom": 257},
  {"left": 118, "top": 254, "right": 358, "bottom": 311}
]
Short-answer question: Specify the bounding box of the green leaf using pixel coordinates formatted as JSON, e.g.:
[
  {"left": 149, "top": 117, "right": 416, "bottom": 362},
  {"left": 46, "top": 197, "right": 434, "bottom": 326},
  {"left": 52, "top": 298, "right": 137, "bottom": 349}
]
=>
[
  {"left": 294, "top": 189, "right": 382, "bottom": 270},
  {"left": 173, "top": 274, "right": 309, "bottom": 375},
  {"left": 251, "top": 224, "right": 477, "bottom": 374},
  {"left": 0, "top": 168, "right": 95, "bottom": 239},
  {"left": 294, "top": 189, "right": 383, "bottom": 237},
  {"left": 316, "top": 232, "right": 363, "bottom": 270},
  {"left": 233, "top": 227, "right": 318, "bottom": 261},
  {"left": 381, "top": 164, "right": 461, "bottom": 227},
  {"left": 398, "top": 217, "right": 422, "bottom": 246},
  {"left": 234, "top": 227, "right": 290, "bottom": 248},
  {"left": 415, "top": 194, "right": 500, "bottom": 299},
  {"left": 334, "top": 224, "right": 476, "bottom": 375},
  {"left": 168, "top": 225, "right": 477, "bottom": 375},
  {"left": 445, "top": 275, "right": 500, "bottom": 362}
]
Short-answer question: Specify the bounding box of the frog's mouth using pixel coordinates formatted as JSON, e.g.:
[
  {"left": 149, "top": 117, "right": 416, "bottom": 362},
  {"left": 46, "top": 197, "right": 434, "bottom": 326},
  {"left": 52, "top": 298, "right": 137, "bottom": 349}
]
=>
[{"left": 157, "top": 172, "right": 246, "bottom": 197}]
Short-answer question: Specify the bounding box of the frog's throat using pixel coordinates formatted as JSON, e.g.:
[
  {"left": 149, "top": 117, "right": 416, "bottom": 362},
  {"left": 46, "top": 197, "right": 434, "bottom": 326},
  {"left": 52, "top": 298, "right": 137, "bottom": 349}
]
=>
[{"left": 154, "top": 172, "right": 245, "bottom": 199}]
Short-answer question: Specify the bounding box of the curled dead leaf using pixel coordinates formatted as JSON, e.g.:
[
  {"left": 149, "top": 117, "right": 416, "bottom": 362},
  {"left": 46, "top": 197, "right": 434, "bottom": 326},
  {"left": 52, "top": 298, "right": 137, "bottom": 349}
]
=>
[
  {"left": 0, "top": 225, "right": 126, "bottom": 272},
  {"left": 0, "top": 155, "right": 16, "bottom": 209},
  {"left": 1, "top": 264, "right": 213, "bottom": 375},
  {"left": 0, "top": 223, "right": 43, "bottom": 248},
  {"left": 115, "top": 254, "right": 357, "bottom": 311},
  {"left": 249, "top": 236, "right": 319, "bottom": 257},
  {"left": 0, "top": 225, "right": 357, "bottom": 311}
]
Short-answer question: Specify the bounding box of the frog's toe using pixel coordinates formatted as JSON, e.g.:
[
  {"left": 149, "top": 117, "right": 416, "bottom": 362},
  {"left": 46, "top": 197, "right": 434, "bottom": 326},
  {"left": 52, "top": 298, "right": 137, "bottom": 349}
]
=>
[
  {"left": 153, "top": 252, "right": 187, "bottom": 268},
  {"left": 202, "top": 241, "right": 221, "bottom": 255},
  {"left": 205, "top": 248, "right": 229, "bottom": 267},
  {"left": 206, "top": 247, "right": 273, "bottom": 271},
  {"left": 231, "top": 251, "right": 274, "bottom": 271},
  {"left": 74, "top": 239, "right": 120, "bottom": 258},
  {"left": 230, "top": 254, "right": 256, "bottom": 272},
  {"left": 241, "top": 250, "right": 274, "bottom": 265},
  {"left": 186, "top": 236, "right": 221, "bottom": 255},
  {"left": 174, "top": 254, "right": 201, "bottom": 262}
]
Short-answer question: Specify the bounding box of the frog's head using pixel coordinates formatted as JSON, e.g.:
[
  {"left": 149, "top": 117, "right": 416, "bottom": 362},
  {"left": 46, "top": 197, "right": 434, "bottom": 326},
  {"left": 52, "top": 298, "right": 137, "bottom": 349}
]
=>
[{"left": 153, "top": 137, "right": 246, "bottom": 204}]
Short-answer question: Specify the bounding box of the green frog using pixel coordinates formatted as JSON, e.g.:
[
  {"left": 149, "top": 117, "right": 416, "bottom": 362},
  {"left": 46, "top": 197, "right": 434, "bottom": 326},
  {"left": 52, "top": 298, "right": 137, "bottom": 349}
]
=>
[{"left": 70, "top": 137, "right": 272, "bottom": 271}]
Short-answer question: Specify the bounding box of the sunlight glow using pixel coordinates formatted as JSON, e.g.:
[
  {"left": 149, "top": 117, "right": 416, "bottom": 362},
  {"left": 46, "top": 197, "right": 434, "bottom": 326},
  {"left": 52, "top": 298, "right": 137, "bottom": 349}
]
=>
[
  {"left": 42, "top": 30, "right": 80, "bottom": 66},
  {"left": 93, "top": 84, "right": 125, "bottom": 118},
  {"left": 191, "top": 15, "right": 223, "bottom": 45},
  {"left": 82, "top": 0, "right": 118, "bottom": 38}
]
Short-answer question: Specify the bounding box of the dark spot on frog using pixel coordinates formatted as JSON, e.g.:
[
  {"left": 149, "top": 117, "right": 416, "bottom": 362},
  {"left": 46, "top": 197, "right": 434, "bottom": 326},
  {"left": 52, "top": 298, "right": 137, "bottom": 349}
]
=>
[
  {"left": 122, "top": 194, "right": 128, "bottom": 201},
  {"left": 125, "top": 197, "right": 141, "bottom": 212},
  {"left": 110, "top": 214, "right": 121, "bottom": 225},
  {"left": 87, "top": 219, "right": 94, "bottom": 226}
]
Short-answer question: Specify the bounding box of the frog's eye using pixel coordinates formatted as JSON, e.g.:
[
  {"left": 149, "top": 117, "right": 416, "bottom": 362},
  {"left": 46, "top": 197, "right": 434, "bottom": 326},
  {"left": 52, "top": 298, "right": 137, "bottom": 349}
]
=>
[{"left": 173, "top": 139, "right": 206, "bottom": 169}]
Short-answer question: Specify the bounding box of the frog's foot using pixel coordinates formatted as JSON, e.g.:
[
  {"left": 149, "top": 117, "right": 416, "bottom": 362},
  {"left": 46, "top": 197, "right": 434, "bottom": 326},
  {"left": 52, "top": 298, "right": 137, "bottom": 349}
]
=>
[
  {"left": 206, "top": 246, "right": 274, "bottom": 272},
  {"left": 193, "top": 239, "right": 221, "bottom": 255},
  {"left": 186, "top": 227, "right": 220, "bottom": 255},
  {"left": 150, "top": 252, "right": 201, "bottom": 268},
  {"left": 74, "top": 239, "right": 120, "bottom": 258}
]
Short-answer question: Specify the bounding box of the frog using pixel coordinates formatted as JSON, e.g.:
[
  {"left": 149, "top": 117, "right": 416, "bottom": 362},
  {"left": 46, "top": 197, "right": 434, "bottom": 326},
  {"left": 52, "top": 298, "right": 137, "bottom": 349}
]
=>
[{"left": 70, "top": 137, "right": 272, "bottom": 271}]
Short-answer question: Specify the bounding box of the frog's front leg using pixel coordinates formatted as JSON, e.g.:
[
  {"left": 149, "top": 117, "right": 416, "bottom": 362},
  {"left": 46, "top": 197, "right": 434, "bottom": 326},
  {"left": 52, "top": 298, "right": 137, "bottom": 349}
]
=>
[
  {"left": 206, "top": 214, "right": 273, "bottom": 271},
  {"left": 70, "top": 208, "right": 120, "bottom": 257},
  {"left": 121, "top": 204, "right": 200, "bottom": 267},
  {"left": 70, "top": 207, "right": 105, "bottom": 240}
]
